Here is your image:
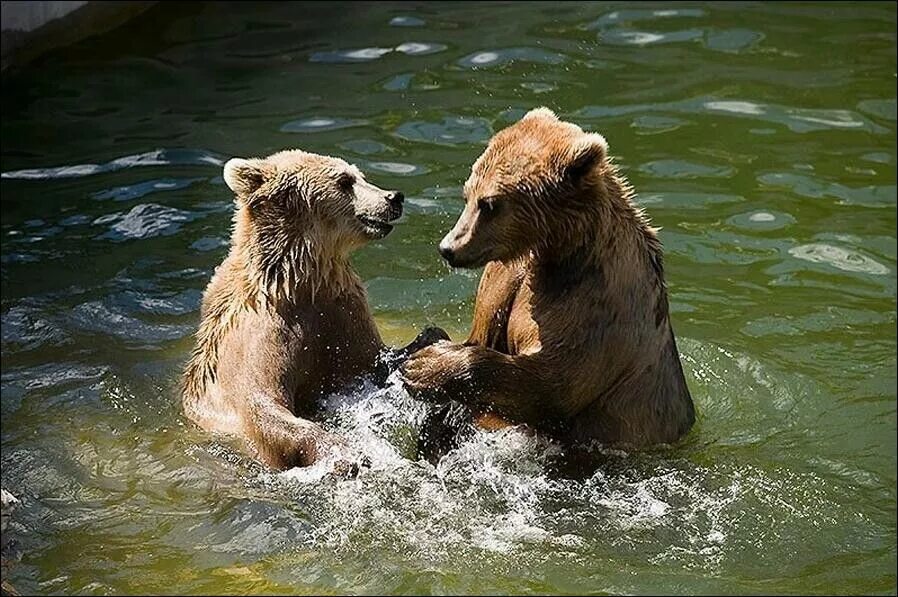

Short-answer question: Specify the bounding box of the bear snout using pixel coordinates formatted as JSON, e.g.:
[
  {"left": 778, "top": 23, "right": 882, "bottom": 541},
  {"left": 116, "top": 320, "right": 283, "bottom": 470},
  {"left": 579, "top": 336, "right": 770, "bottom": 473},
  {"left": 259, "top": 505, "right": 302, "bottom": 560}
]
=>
[
  {"left": 438, "top": 241, "right": 456, "bottom": 265},
  {"left": 387, "top": 191, "right": 404, "bottom": 221}
]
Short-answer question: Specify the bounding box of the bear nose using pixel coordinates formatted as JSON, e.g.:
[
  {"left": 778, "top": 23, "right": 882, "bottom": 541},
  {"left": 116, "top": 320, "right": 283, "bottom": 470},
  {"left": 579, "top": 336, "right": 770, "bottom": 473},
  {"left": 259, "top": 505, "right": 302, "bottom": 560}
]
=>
[
  {"left": 387, "top": 191, "right": 404, "bottom": 205},
  {"left": 438, "top": 242, "right": 455, "bottom": 265}
]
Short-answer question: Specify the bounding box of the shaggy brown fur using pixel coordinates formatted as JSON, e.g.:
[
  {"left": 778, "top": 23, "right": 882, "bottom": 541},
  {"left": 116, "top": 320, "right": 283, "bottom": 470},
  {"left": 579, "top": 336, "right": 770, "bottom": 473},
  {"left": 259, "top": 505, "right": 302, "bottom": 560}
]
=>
[
  {"left": 403, "top": 108, "right": 695, "bottom": 458},
  {"left": 183, "top": 149, "right": 446, "bottom": 471}
]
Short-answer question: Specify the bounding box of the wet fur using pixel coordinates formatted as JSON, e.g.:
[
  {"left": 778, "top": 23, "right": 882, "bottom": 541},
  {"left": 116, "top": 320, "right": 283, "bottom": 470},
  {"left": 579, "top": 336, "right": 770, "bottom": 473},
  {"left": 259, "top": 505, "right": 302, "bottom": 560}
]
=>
[
  {"left": 405, "top": 109, "right": 695, "bottom": 459},
  {"left": 183, "top": 150, "right": 445, "bottom": 470}
]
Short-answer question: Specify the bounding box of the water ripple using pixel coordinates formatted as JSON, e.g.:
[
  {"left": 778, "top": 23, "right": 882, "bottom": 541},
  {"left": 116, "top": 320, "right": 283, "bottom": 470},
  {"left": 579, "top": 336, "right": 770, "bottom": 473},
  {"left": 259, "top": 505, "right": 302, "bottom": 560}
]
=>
[
  {"left": 639, "top": 160, "right": 735, "bottom": 179},
  {"left": 585, "top": 8, "right": 706, "bottom": 29},
  {"left": 190, "top": 236, "right": 228, "bottom": 252},
  {"left": 0, "top": 3, "right": 893, "bottom": 594},
  {"left": 1, "top": 362, "right": 108, "bottom": 394},
  {"left": 382, "top": 72, "right": 415, "bottom": 91},
  {"left": 365, "top": 161, "right": 427, "bottom": 176},
  {"left": 631, "top": 114, "right": 690, "bottom": 134},
  {"left": 600, "top": 28, "right": 763, "bottom": 53},
  {"left": 857, "top": 98, "right": 897, "bottom": 121},
  {"left": 457, "top": 47, "right": 565, "bottom": 68},
  {"left": 727, "top": 210, "right": 796, "bottom": 231},
  {"left": 393, "top": 116, "right": 492, "bottom": 146},
  {"left": 1, "top": 301, "right": 70, "bottom": 352},
  {"left": 108, "top": 288, "right": 202, "bottom": 316},
  {"left": 395, "top": 42, "right": 447, "bottom": 56},
  {"left": 758, "top": 172, "right": 897, "bottom": 208},
  {"left": 338, "top": 139, "right": 391, "bottom": 156},
  {"left": 389, "top": 16, "right": 426, "bottom": 27},
  {"left": 310, "top": 42, "right": 446, "bottom": 63},
  {"left": 92, "top": 177, "right": 204, "bottom": 202},
  {"left": 69, "top": 301, "right": 193, "bottom": 343},
  {"left": 311, "top": 47, "right": 393, "bottom": 62},
  {"left": 1, "top": 149, "right": 223, "bottom": 180},
  {"left": 789, "top": 244, "right": 890, "bottom": 276},
  {"left": 93, "top": 203, "right": 195, "bottom": 242},
  {"left": 638, "top": 192, "right": 745, "bottom": 209},
  {"left": 280, "top": 117, "right": 365, "bottom": 133},
  {"left": 577, "top": 96, "right": 890, "bottom": 134},
  {"left": 520, "top": 82, "right": 557, "bottom": 94}
]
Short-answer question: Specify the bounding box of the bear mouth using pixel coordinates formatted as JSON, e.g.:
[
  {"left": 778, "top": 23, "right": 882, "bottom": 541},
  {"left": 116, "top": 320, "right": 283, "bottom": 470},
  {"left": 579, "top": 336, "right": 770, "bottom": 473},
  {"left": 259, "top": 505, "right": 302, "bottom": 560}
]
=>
[
  {"left": 357, "top": 216, "right": 394, "bottom": 238},
  {"left": 444, "top": 250, "right": 490, "bottom": 269}
]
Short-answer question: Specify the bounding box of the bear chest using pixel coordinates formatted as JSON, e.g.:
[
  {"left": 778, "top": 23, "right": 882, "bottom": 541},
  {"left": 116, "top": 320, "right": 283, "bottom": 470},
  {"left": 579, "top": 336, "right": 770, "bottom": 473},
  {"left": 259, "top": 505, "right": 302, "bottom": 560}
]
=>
[{"left": 506, "top": 283, "right": 541, "bottom": 356}]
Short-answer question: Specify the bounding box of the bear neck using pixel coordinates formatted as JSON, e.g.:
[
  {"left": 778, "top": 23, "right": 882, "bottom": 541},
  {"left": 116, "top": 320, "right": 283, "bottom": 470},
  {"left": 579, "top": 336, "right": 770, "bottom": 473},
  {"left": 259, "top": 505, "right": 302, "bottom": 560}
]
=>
[
  {"left": 532, "top": 164, "right": 664, "bottom": 293},
  {"left": 232, "top": 210, "right": 360, "bottom": 307}
]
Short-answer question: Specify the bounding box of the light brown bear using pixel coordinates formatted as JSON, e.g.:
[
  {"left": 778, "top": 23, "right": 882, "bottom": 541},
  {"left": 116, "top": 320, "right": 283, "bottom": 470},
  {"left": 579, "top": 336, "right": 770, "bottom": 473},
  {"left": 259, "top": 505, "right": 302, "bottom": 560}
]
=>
[
  {"left": 182, "top": 149, "right": 447, "bottom": 471},
  {"left": 403, "top": 108, "right": 695, "bottom": 458}
]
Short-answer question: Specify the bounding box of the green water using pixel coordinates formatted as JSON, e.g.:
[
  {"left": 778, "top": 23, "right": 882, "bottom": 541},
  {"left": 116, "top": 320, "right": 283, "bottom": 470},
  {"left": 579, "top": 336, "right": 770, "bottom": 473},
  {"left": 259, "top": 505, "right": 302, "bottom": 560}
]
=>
[{"left": 1, "top": 2, "right": 895, "bottom": 595}]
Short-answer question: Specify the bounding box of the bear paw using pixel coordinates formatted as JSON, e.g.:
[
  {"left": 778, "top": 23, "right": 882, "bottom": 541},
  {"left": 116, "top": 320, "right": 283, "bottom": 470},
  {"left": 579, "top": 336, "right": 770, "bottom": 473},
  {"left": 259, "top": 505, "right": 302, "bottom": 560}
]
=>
[{"left": 401, "top": 341, "right": 472, "bottom": 402}]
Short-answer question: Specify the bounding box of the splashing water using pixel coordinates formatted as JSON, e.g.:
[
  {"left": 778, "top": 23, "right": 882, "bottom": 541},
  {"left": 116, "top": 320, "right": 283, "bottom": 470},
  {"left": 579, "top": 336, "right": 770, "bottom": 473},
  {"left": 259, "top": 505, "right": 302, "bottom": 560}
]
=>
[{"left": 242, "top": 365, "right": 856, "bottom": 581}]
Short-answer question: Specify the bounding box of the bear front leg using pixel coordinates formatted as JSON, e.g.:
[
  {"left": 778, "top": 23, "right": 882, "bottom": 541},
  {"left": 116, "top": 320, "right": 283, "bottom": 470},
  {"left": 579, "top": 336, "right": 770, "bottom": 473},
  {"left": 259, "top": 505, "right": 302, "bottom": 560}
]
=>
[
  {"left": 397, "top": 326, "right": 451, "bottom": 360},
  {"left": 376, "top": 326, "right": 452, "bottom": 380},
  {"left": 402, "top": 341, "right": 566, "bottom": 428},
  {"left": 244, "top": 393, "right": 355, "bottom": 473}
]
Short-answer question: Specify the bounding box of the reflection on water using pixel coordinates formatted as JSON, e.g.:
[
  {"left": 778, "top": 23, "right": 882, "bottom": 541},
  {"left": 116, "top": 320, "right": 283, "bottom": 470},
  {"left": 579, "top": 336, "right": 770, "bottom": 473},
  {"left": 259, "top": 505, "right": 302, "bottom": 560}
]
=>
[
  {"left": 0, "top": 1, "right": 895, "bottom": 595},
  {"left": 394, "top": 116, "right": 493, "bottom": 146},
  {"left": 1, "top": 149, "right": 224, "bottom": 180}
]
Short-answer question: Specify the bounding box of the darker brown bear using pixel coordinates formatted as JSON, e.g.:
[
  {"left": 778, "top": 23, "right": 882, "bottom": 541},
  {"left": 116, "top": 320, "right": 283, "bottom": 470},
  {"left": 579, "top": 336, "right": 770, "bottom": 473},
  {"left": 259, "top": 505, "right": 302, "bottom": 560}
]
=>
[{"left": 403, "top": 108, "right": 695, "bottom": 456}]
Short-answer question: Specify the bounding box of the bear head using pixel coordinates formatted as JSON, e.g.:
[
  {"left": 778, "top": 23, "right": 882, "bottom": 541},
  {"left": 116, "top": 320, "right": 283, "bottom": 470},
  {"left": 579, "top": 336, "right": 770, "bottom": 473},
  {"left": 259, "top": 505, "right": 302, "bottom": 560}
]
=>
[
  {"left": 439, "top": 107, "right": 607, "bottom": 268},
  {"left": 224, "top": 149, "right": 404, "bottom": 252}
]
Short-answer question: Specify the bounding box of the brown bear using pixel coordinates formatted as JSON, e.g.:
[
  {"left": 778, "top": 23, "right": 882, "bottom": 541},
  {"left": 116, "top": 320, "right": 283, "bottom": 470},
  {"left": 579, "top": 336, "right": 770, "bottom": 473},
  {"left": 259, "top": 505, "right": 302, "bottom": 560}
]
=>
[
  {"left": 402, "top": 108, "right": 695, "bottom": 458},
  {"left": 182, "top": 149, "right": 447, "bottom": 471}
]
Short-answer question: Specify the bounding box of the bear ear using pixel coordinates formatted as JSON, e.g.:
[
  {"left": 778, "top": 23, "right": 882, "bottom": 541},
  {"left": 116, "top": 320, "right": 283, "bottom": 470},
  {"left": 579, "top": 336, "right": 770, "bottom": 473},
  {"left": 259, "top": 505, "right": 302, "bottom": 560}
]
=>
[
  {"left": 566, "top": 133, "right": 608, "bottom": 180},
  {"left": 522, "top": 106, "right": 559, "bottom": 122},
  {"left": 223, "top": 158, "right": 271, "bottom": 198}
]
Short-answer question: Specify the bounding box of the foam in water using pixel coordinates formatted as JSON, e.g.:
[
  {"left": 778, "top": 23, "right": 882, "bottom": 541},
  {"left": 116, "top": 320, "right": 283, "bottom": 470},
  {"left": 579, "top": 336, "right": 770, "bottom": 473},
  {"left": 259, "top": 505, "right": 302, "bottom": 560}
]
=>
[
  {"left": 261, "top": 373, "right": 567, "bottom": 558},
  {"left": 244, "top": 356, "right": 846, "bottom": 572},
  {"left": 789, "top": 243, "right": 890, "bottom": 275}
]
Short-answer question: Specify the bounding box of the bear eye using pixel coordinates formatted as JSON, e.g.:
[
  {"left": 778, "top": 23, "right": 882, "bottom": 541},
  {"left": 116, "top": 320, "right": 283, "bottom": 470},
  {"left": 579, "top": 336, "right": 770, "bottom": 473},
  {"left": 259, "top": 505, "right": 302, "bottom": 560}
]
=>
[
  {"left": 337, "top": 173, "right": 355, "bottom": 190},
  {"left": 477, "top": 197, "right": 498, "bottom": 217}
]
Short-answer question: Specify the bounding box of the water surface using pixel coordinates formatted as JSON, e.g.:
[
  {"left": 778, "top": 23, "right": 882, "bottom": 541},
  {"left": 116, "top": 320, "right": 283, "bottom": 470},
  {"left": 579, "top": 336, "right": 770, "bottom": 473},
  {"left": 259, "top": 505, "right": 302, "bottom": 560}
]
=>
[{"left": 1, "top": 2, "right": 895, "bottom": 595}]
